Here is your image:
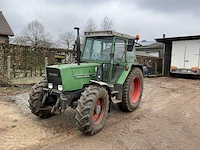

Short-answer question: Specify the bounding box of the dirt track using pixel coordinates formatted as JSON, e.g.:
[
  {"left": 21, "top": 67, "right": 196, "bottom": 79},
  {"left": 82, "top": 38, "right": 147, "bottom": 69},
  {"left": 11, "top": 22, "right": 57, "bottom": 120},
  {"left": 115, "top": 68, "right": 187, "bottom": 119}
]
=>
[{"left": 0, "top": 77, "right": 200, "bottom": 150}]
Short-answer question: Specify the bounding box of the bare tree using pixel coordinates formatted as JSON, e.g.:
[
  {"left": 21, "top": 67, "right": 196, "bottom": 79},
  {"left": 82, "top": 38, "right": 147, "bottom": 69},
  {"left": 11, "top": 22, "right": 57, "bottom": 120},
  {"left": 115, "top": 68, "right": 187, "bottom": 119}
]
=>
[
  {"left": 14, "top": 20, "right": 52, "bottom": 47},
  {"left": 84, "top": 18, "right": 97, "bottom": 32},
  {"left": 100, "top": 16, "right": 115, "bottom": 30},
  {"left": 79, "top": 18, "right": 98, "bottom": 44},
  {"left": 13, "top": 20, "right": 53, "bottom": 77},
  {"left": 58, "top": 31, "right": 75, "bottom": 49},
  {"left": 13, "top": 36, "right": 30, "bottom": 45}
]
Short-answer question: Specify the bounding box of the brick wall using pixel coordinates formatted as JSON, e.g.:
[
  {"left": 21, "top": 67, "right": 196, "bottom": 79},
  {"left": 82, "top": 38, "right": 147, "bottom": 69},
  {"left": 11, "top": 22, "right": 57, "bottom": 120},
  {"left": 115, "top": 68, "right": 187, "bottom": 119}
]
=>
[
  {"left": 0, "top": 35, "right": 8, "bottom": 43},
  {"left": 0, "top": 44, "right": 3, "bottom": 71}
]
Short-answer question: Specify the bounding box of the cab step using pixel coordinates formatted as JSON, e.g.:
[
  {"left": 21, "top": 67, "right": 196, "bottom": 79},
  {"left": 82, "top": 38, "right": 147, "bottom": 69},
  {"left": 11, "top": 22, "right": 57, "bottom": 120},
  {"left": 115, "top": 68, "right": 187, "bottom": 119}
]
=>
[
  {"left": 111, "top": 96, "right": 122, "bottom": 104},
  {"left": 111, "top": 90, "right": 119, "bottom": 95}
]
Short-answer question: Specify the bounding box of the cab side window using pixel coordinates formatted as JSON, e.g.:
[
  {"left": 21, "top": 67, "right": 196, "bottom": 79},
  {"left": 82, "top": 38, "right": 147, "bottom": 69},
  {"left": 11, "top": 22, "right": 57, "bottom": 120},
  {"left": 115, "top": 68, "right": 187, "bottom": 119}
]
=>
[{"left": 114, "top": 39, "right": 126, "bottom": 62}]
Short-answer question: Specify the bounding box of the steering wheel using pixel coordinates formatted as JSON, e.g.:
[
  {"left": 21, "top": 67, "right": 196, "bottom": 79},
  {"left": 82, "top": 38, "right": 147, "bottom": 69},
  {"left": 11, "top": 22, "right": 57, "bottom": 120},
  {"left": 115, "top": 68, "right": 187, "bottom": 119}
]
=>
[
  {"left": 97, "top": 53, "right": 108, "bottom": 59},
  {"left": 96, "top": 54, "right": 101, "bottom": 58}
]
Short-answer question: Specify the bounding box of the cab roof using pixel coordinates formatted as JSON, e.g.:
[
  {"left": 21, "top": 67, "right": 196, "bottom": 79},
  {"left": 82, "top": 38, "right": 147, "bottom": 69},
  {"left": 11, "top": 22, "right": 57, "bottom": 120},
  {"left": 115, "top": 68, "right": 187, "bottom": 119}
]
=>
[{"left": 84, "top": 30, "right": 135, "bottom": 39}]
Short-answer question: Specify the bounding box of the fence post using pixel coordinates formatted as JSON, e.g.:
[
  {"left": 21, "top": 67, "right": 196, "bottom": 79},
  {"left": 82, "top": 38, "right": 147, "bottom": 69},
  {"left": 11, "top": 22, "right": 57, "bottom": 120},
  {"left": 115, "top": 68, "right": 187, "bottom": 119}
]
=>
[
  {"left": 7, "top": 56, "right": 11, "bottom": 79},
  {"left": 154, "top": 61, "right": 158, "bottom": 75},
  {"left": 0, "top": 45, "right": 3, "bottom": 71},
  {"left": 45, "top": 57, "right": 48, "bottom": 67},
  {"left": 44, "top": 57, "right": 48, "bottom": 76},
  {"left": 162, "top": 58, "right": 164, "bottom": 76}
]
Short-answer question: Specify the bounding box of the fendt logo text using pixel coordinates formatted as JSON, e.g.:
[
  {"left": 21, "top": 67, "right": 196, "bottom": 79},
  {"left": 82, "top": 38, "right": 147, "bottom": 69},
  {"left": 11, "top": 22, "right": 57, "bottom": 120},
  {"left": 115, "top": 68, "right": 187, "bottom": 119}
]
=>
[{"left": 49, "top": 73, "right": 58, "bottom": 77}]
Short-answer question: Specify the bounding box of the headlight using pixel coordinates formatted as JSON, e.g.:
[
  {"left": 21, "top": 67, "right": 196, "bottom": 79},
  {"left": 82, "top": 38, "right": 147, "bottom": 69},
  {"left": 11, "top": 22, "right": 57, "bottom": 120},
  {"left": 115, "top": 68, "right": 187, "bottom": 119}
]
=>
[
  {"left": 58, "top": 85, "right": 63, "bottom": 91},
  {"left": 95, "top": 67, "right": 98, "bottom": 72},
  {"left": 48, "top": 83, "right": 53, "bottom": 89}
]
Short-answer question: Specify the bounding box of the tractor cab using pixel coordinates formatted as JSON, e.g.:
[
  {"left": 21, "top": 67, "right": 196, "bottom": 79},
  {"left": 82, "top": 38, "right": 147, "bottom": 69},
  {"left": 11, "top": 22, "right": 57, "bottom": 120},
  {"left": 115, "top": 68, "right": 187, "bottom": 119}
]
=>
[{"left": 81, "top": 30, "right": 139, "bottom": 83}]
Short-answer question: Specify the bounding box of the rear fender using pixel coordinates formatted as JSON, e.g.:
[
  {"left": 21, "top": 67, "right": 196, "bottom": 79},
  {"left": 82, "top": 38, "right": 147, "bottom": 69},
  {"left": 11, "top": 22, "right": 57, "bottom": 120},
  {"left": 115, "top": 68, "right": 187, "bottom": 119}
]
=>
[
  {"left": 116, "top": 64, "right": 143, "bottom": 85},
  {"left": 132, "top": 64, "right": 143, "bottom": 73}
]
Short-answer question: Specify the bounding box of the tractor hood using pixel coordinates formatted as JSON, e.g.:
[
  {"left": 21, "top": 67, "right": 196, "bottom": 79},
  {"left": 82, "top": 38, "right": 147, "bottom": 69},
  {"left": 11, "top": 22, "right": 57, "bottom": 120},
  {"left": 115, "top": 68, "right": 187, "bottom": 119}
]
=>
[
  {"left": 46, "top": 63, "right": 100, "bottom": 91},
  {"left": 47, "top": 63, "right": 99, "bottom": 70}
]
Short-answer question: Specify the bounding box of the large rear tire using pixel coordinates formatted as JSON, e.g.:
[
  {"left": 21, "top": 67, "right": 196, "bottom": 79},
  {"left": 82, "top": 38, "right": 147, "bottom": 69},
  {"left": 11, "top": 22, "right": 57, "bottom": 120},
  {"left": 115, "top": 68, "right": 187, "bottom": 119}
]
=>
[
  {"left": 28, "top": 80, "right": 53, "bottom": 118},
  {"left": 118, "top": 67, "right": 143, "bottom": 112},
  {"left": 75, "top": 85, "right": 109, "bottom": 135}
]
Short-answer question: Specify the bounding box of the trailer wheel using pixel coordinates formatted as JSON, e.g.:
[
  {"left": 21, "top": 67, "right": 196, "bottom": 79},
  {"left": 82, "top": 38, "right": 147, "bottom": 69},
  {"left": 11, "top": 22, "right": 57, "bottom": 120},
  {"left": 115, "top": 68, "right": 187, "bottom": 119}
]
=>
[
  {"left": 28, "top": 79, "right": 53, "bottom": 118},
  {"left": 118, "top": 67, "right": 143, "bottom": 112},
  {"left": 75, "top": 85, "right": 109, "bottom": 135}
]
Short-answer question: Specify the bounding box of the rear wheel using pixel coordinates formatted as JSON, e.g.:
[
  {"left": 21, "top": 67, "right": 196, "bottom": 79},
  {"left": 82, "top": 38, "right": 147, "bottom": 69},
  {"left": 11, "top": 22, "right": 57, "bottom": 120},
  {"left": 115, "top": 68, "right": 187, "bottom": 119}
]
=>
[
  {"left": 28, "top": 80, "right": 53, "bottom": 118},
  {"left": 118, "top": 67, "right": 143, "bottom": 112},
  {"left": 75, "top": 85, "right": 109, "bottom": 135}
]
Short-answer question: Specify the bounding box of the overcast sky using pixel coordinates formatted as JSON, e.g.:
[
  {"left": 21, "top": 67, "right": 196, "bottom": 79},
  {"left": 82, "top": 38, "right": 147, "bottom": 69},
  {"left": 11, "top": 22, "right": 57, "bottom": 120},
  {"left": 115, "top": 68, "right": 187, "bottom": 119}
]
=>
[{"left": 1, "top": 0, "right": 200, "bottom": 42}]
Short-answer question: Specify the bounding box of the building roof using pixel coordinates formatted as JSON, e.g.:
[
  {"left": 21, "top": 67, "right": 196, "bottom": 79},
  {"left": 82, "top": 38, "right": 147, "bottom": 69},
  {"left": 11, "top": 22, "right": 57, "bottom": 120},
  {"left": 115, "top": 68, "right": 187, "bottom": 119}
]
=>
[
  {"left": 136, "top": 41, "right": 164, "bottom": 50},
  {"left": 137, "top": 41, "right": 157, "bottom": 46},
  {"left": 0, "top": 11, "right": 14, "bottom": 36},
  {"left": 136, "top": 51, "right": 157, "bottom": 57},
  {"left": 156, "top": 35, "right": 200, "bottom": 43}
]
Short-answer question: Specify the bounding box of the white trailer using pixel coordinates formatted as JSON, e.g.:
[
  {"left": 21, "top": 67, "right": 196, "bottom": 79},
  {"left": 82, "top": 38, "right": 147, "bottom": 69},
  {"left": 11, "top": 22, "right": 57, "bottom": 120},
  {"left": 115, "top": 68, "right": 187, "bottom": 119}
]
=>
[{"left": 171, "top": 40, "right": 200, "bottom": 75}]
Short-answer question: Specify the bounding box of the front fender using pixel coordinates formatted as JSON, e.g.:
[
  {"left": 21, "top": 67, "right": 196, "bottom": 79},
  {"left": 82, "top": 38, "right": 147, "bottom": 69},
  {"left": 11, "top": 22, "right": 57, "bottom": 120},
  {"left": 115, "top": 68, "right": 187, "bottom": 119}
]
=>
[
  {"left": 89, "top": 79, "right": 114, "bottom": 97},
  {"left": 89, "top": 80, "right": 113, "bottom": 89}
]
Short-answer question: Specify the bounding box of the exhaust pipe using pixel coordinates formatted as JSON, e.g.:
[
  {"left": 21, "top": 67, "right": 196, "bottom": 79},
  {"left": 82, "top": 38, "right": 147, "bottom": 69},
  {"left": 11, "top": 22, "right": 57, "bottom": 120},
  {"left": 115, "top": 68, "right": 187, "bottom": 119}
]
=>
[{"left": 74, "top": 27, "right": 81, "bottom": 65}]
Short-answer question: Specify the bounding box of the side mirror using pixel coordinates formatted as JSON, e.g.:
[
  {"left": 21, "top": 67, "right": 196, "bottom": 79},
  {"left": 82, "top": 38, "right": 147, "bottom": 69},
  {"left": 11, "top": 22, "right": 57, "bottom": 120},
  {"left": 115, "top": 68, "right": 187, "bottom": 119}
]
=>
[
  {"left": 127, "top": 39, "right": 135, "bottom": 52},
  {"left": 109, "top": 52, "right": 114, "bottom": 58}
]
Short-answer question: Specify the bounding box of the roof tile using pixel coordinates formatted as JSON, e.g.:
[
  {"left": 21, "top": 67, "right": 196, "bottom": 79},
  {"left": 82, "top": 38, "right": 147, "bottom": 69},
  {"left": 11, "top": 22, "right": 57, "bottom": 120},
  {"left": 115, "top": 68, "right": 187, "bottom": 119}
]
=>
[{"left": 0, "top": 11, "right": 14, "bottom": 36}]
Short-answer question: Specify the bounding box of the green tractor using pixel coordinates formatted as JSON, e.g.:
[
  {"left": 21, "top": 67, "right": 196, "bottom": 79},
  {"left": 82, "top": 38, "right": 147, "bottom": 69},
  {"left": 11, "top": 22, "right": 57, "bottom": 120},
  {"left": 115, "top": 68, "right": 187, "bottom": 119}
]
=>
[{"left": 29, "top": 27, "right": 143, "bottom": 135}]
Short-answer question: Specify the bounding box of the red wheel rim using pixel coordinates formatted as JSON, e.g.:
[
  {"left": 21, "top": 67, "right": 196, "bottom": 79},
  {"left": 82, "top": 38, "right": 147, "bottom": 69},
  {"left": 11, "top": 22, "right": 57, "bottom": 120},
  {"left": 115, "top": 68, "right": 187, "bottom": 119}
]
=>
[
  {"left": 93, "top": 99, "right": 104, "bottom": 124},
  {"left": 130, "top": 77, "right": 141, "bottom": 103}
]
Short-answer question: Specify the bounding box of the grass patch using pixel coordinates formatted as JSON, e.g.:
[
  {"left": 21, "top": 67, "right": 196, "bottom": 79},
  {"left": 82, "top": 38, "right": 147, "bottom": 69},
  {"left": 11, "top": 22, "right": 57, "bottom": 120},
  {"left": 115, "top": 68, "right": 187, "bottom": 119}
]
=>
[
  {"left": 0, "top": 77, "right": 43, "bottom": 96},
  {"left": 11, "top": 77, "right": 43, "bottom": 85},
  {"left": 0, "top": 86, "right": 31, "bottom": 96}
]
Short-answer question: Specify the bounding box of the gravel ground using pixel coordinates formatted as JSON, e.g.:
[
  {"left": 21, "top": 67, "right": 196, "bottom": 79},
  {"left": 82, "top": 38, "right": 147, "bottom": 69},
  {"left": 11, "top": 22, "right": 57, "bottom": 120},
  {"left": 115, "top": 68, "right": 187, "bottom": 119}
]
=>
[
  {"left": 0, "top": 77, "right": 200, "bottom": 150},
  {"left": 4, "top": 93, "right": 30, "bottom": 114}
]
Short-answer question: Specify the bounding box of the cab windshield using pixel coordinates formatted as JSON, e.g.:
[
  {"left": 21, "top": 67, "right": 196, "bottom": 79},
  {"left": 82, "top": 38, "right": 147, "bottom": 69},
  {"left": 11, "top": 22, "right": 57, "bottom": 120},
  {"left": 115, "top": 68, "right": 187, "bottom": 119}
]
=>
[{"left": 82, "top": 37, "right": 112, "bottom": 62}]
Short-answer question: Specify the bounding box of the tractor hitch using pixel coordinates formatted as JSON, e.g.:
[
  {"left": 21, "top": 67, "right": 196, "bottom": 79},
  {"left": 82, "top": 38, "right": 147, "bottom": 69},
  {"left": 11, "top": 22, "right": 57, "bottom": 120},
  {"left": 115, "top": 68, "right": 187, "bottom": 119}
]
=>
[{"left": 42, "top": 88, "right": 83, "bottom": 115}]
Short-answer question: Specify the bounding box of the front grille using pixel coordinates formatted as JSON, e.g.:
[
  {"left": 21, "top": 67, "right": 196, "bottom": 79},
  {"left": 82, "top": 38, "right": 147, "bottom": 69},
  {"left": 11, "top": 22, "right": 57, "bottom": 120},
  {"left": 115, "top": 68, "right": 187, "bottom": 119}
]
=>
[{"left": 46, "top": 68, "right": 62, "bottom": 85}]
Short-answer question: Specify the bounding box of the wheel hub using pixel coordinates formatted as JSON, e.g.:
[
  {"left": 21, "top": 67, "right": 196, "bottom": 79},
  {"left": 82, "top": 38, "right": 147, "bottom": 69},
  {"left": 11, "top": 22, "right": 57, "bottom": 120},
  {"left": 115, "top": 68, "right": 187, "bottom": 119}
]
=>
[
  {"left": 95, "top": 105, "right": 101, "bottom": 115},
  {"left": 130, "top": 77, "right": 141, "bottom": 103}
]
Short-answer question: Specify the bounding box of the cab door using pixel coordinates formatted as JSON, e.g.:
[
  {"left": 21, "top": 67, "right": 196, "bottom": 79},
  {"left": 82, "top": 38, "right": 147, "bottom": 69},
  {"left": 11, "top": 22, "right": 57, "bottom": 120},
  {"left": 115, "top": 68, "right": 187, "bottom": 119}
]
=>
[{"left": 111, "top": 38, "right": 127, "bottom": 82}]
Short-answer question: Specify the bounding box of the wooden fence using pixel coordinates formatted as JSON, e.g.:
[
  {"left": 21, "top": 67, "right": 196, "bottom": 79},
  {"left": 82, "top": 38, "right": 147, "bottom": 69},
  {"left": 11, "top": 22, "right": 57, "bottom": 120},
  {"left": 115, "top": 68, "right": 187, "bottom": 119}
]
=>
[
  {"left": 0, "top": 43, "right": 164, "bottom": 81},
  {"left": 136, "top": 56, "right": 164, "bottom": 76},
  {"left": 0, "top": 43, "right": 76, "bottom": 79}
]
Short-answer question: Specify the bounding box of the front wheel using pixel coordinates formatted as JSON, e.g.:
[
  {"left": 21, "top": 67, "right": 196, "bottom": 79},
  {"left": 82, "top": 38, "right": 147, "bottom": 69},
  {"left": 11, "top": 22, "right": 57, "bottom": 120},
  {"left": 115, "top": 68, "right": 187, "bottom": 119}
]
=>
[
  {"left": 75, "top": 85, "right": 109, "bottom": 135},
  {"left": 118, "top": 67, "right": 143, "bottom": 112},
  {"left": 28, "top": 80, "right": 54, "bottom": 118}
]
